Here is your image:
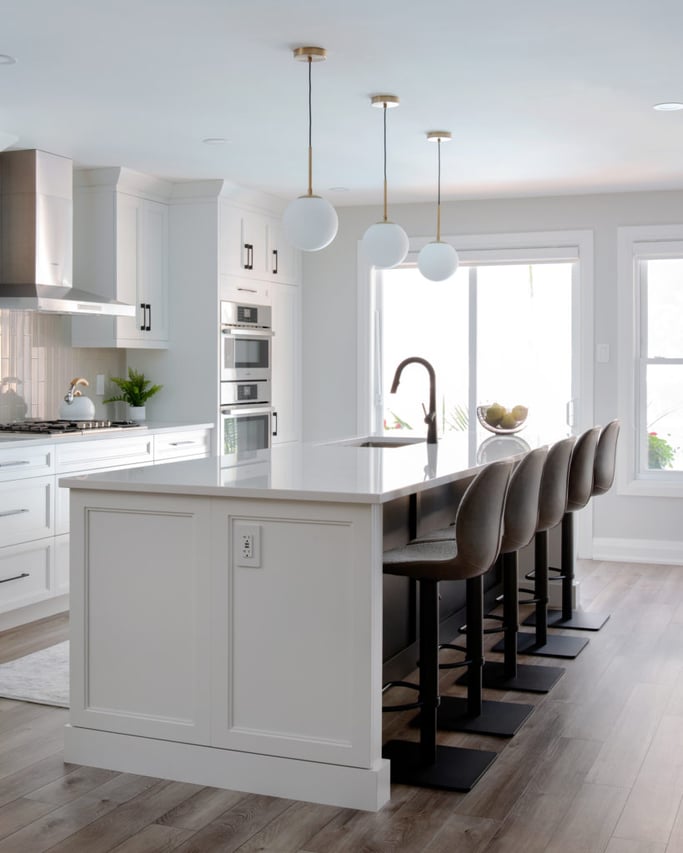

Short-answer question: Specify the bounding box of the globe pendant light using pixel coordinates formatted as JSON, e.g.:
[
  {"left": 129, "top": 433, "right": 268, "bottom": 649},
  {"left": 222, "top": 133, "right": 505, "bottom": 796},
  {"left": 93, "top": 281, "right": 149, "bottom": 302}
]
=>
[
  {"left": 417, "top": 131, "right": 459, "bottom": 282},
  {"left": 282, "top": 46, "right": 338, "bottom": 252},
  {"left": 361, "top": 95, "right": 409, "bottom": 269}
]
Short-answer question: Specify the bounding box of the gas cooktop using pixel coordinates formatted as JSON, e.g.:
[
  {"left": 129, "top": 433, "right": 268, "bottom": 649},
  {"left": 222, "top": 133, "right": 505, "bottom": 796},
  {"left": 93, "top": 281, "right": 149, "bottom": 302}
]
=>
[{"left": 0, "top": 419, "right": 148, "bottom": 436}]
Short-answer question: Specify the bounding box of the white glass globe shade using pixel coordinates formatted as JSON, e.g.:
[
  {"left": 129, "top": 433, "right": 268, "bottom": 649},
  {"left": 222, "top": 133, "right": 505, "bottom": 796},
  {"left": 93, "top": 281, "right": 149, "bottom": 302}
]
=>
[
  {"left": 417, "top": 240, "right": 459, "bottom": 282},
  {"left": 362, "top": 221, "right": 409, "bottom": 269},
  {"left": 282, "top": 195, "right": 338, "bottom": 252}
]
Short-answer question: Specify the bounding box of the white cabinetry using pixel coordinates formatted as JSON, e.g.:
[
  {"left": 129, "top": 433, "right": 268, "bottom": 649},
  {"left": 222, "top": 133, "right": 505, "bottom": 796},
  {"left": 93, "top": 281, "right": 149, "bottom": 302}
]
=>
[
  {"left": 153, "top": 429, "right": 212, "bottom": 463},
  {"left": 270, "top": 282, "right": 301, "bottom": 445},
  {"left": 0, "top": 445, "right": 55, "bottom": 615},
  {"left": 219, "top": 202, "right": 299, "bottom": 285},
  {"left": 71, "top": 168, "right": 171, "bottom": 349}
]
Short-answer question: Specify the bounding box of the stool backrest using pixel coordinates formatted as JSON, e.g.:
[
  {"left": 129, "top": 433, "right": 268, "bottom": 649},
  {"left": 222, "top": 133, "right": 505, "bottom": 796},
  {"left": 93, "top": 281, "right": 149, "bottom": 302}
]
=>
[
  {"left": 501, "top": 447, "right": 548, "bottom": 554},
  {"left": 593, "top": 419, "right": 620, "bottom": 496},
  {"left": 451, "top": 459, "right": 514, "bottom": 580},
  {"left": 537, "top": 436, "right": 576, "bottom": 533},
  {"left": 566, "top": 425, "right": 602, "bottom": 512}
]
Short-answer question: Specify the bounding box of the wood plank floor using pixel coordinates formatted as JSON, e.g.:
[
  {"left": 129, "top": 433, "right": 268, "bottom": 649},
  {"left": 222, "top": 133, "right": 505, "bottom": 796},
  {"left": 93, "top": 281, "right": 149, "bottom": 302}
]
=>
[{"left": 1, "top": 559, "right": 683, "bottom": 852}]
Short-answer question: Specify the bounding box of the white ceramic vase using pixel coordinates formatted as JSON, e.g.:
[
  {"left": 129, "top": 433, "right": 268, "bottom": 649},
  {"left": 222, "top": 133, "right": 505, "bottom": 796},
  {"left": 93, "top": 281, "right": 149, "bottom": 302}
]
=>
[{"left": 128, "top": 405, "right": 146, "bottom": 422}]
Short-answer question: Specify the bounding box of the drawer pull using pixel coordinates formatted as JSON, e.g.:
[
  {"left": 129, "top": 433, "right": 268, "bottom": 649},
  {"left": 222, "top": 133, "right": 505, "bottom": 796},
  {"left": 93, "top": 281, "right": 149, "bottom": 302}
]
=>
[
  {"left": 0, "top": 572, "right": 29, "bottom": 584},
  {"left": 169, "top": 441, "right": 195, "bottom": 447},
  {"left": 0, "top": 460, "right": 31, "bottom": 468},
  {"left": 0, "top": 508, "right": 29, "bottom": 518},
  {"left": 237, "top": 287, "right": 258, "bottom": 294}
]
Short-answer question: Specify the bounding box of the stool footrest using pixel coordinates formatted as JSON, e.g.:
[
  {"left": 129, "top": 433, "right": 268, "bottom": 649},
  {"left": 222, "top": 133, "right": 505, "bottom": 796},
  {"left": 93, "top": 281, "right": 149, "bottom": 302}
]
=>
[
  {"left": 381, "top": 679, "right": 423, "bottom": 713},
  {"left": 383, "top": 739, "right": 497, "bottom": 792}
]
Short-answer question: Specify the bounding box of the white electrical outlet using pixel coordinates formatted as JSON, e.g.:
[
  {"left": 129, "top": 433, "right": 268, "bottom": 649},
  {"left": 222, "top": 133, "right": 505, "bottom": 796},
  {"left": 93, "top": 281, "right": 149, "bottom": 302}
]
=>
[{"left": 234, "top": 523, "right": 261, "bottom": 567}]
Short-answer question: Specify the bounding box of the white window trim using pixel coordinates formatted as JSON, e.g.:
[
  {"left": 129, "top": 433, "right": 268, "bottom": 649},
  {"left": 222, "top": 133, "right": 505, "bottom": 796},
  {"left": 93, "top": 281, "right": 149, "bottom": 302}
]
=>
[{"left": 617, "top": 225, "right": 683, "bottom": 497}]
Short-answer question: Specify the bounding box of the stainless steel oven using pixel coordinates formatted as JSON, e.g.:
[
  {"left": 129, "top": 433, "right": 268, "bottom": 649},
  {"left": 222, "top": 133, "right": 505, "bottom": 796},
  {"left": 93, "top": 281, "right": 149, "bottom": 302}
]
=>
[
  {"left": 220, "top": 405, "right": 272, "bottom": 455},
  {"left": 220, "top": 301, "right": 273, "bottom": 382}
]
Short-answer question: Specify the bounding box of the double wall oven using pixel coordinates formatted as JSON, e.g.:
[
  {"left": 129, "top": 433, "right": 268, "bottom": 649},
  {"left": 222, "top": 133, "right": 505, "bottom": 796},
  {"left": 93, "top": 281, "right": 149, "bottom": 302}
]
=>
[{"left": 220, "top": 300, "right": 273, "bottom": 454}]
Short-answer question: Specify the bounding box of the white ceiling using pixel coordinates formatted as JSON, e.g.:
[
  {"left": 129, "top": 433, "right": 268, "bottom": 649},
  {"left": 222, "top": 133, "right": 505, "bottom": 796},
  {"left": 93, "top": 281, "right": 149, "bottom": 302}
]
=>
[{"left": 2, "top": 0, "right": 683, "bottom": 206}]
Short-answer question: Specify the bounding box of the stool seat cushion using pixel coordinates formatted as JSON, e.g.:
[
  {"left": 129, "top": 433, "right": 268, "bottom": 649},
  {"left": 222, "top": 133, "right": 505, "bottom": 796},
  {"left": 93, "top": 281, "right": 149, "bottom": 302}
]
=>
[{"left": 383, "top": 538, "right": 459, "bottom": 580}]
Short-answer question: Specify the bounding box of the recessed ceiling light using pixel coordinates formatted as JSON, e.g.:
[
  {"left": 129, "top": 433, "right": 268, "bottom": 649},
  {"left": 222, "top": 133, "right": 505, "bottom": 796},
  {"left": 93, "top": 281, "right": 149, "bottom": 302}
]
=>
[
  {"left": 0, "top": 55, "right": 16, "bottom": 65},
  {"left": 653, "top": 102, "right": 683, "bottom": 111},
  {"left": 202, "top": 137, "right": 230, "bottom": 144}
]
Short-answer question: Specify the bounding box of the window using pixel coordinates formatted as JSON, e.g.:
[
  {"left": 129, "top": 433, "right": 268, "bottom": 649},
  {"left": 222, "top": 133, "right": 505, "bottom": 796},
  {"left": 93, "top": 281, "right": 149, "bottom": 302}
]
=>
[
  {"left": 358, "top": 231, "right": 593, "bottom": 460},
  {"left": 618, "top": 228, "right": 683, "bottom": 496}
]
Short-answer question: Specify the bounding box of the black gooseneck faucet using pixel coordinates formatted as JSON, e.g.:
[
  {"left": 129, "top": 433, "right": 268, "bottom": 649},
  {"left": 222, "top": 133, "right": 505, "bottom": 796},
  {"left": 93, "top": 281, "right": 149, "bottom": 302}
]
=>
[{"left": 390, "top": 357, "right": 438, "bottom": 444}]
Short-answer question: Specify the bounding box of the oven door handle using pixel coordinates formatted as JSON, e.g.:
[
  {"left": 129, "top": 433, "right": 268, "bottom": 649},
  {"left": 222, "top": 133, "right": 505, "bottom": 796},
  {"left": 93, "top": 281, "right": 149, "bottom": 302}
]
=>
[
  {"left": 221, "top": 327, "right": 274, "bottom": 337},
  {"left": 221, "top": 406, "right": 273, "bottom": 416}
]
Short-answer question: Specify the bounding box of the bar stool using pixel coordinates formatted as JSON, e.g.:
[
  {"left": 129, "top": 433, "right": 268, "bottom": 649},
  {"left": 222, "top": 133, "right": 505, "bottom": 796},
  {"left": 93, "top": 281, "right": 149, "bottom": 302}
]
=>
[
  {"left": 494, "top": 434, "right": 590, "bottom": 659},
  {"left": 523, "top": 424, "right": 609, "bottom": 632},
  {"left": 382, "top": 459, "right": 513, "bottom": 791},
  {"left": 459, "top": 446, "right": 566, "bottom": 693}
]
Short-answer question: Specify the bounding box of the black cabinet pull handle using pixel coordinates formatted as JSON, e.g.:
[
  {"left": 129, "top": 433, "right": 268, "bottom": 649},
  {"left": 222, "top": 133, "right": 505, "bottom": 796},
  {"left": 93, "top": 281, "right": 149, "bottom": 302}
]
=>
[
  {"left": 272, "top": 411, "right": 278, "bottom": 437},
  {"left": 272, "top": 249, "right": 278, "bottom": 275},
  {"left": 146, "top": 303, "right": 152, "bottom": 332},
  {"left": 0, "top": 572, "right": 29, "bottom": 584},
  {"left": 0, "top": 507, "right": 29, "bottom": 518},
  {"left": 244, "top": 243, "right": 254, "bottom": 270},
  {"left": 140, "top": 302, "right": 146, "bottom": 331}
]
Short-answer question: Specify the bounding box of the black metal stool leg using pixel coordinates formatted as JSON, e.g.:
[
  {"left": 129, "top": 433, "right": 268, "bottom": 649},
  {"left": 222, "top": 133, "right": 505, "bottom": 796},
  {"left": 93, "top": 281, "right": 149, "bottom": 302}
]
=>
[
  {"left": 461, "top": 551, "right": 565, "bottom": 693},
  {"left": 523, "top": 512, "right": 610, "bottom": 631},
  {"left": 383, "top": 579, "right": 498, "bottom": 791},
  {"left": 505, "top": 530, "right": 588, "bottom": 660},
  {"left": 432, "top": 576, "right": 535, "bottom": 737}
]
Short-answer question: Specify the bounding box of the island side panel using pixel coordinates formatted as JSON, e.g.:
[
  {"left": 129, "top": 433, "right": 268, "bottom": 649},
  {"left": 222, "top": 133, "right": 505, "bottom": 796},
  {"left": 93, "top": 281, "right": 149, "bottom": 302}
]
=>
[
  {"left": 69, "top": 490, "right": 213, "bottom": 743},
  {"left": 210, "top": 496, "right": 384, "bottom": 769}
]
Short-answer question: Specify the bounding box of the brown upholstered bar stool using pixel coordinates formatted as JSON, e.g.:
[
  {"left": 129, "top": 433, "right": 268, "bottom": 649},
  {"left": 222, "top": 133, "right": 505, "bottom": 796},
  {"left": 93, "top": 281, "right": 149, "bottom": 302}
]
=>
[
  {"left": 458, "top": 446, "right": 566, "bottom": 693},
  {"left": 523, "top": 424, "right": 608, "bottom": 633},
  {"left": 494, "top": 434, "right": 590, "bottom": 659},
  {"left": 538, "top": 419, "right": 620, "bottom": 631},
  {"left": 382, "top": 459, "right": 513, "bottom": 791}
]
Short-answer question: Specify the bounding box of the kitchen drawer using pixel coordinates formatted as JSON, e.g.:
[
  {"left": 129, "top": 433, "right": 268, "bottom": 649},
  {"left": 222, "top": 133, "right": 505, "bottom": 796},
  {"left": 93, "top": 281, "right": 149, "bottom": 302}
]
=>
[
  {"left": 55, "top": 435, "right": 153, "bottom": 474},
  {"left": 0, "top": 475, "right": 53, "bottom": 548},
  {"left": 153, "top": 430, "right": 211, "bottom": 463},
  {"left": 0, "top": 444, "right": 54, "bottom": 482},
  {"left": 220, "top": 276, "right": 270, "bottom": 306},
  {"left": 0, "top": 538, "right": 53, "bottom": 613}
]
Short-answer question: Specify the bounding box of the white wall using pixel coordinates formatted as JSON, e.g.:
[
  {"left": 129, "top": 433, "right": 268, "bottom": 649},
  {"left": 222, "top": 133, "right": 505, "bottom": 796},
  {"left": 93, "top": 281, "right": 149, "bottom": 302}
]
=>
[{"left": 301, "top": 189, "right": 683, "bottom": 557}]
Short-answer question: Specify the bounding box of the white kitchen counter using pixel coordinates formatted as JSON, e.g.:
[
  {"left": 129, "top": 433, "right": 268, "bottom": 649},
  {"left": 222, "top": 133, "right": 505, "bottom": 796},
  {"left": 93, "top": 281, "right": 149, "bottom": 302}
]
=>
[
  {"left": 63, "top": 428, "right": 550, "bottom": 813},
  {"left": 60, "top": 431, "right": 539, "bottom": 502},
  {"left": 0, "top": 421, "right": 213, "bottom": 449}
]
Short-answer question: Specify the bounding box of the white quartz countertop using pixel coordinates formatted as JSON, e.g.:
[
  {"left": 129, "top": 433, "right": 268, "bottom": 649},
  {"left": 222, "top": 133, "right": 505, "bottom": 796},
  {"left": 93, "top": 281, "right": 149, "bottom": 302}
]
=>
[
  {"left": 60, "top": 430, "right": 551, "bottom": 504},
  {"left": 0, "top": 422, "right": 213, "bottom": 449}
]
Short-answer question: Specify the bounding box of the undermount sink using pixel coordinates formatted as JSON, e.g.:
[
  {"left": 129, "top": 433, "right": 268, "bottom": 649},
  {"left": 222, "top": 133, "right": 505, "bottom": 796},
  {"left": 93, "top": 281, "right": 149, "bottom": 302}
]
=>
[{"left": 333, "top": 435, "right": 426, "bottom": 449}]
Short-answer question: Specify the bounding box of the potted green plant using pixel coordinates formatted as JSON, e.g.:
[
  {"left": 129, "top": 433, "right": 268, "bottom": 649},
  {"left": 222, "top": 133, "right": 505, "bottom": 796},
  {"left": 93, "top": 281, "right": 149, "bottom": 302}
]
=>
[{"left": 103, "top": 367, "right": 162, "bottom": 422}]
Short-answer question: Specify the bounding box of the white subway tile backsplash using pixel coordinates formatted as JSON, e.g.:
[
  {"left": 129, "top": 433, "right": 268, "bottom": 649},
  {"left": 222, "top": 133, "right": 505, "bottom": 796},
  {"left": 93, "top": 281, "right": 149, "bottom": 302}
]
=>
[{"left": 0, "top": 310, "right": 125, "bottom": 421}]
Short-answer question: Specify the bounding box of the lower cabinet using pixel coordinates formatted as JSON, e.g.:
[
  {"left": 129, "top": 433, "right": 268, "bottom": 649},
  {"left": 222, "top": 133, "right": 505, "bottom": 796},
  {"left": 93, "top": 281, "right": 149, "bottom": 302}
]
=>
[{"left": 0, "top": 427, "right": 212, "bottom": 623}]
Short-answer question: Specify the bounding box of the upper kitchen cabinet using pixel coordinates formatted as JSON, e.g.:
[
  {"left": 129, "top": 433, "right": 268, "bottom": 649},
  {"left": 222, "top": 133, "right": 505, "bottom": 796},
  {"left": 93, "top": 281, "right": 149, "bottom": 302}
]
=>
[
  {"left": 71, "top": 168, "right": 171, "bottom": 349},
  {"left": 219, "top": 201, "right": 300, "bottom": 285}
]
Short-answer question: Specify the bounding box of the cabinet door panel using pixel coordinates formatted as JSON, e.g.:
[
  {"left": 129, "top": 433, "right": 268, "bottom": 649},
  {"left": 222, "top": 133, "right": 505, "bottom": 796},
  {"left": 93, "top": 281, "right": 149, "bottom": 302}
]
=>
[
  {"left": 0, "top": 475, "right": 53, "bottom": 547},
  {"left": 0, "top": 539, "right": 53, "bottom": 613},
  {"left": 270, "top": 283, "right": 301, "bottom": 445}
]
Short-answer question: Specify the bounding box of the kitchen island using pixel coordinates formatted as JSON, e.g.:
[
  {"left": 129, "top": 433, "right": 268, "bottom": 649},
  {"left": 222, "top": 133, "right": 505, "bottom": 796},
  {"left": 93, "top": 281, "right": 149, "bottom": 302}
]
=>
[{"left": 61, "top": 433, "right": 537, "bottom": 811}]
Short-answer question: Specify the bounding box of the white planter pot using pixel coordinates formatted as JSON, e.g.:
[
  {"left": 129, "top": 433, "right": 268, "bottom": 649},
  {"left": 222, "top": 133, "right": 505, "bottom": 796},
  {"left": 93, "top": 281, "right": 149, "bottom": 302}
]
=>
[{"left": 128, "top": 406, "right": 146, "bottom": 422}]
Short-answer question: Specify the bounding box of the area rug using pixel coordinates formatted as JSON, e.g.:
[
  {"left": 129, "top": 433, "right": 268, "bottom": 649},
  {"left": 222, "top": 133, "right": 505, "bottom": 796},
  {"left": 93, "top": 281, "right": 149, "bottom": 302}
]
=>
[{"left": 0, "top": 641, "right": 69, "bottom": 708}]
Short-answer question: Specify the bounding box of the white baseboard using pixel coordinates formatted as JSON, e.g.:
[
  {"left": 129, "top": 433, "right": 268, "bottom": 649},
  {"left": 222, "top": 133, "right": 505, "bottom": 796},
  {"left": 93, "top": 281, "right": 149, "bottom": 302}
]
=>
[
  {"left": 64, "top": 725, "right": 391, "bottom": 812},
  {"left": 0, "top": 595, "right": 68, "bottom": 633},
  {"left": 592, "top": 538, "right": 683, "bottom": 566}
]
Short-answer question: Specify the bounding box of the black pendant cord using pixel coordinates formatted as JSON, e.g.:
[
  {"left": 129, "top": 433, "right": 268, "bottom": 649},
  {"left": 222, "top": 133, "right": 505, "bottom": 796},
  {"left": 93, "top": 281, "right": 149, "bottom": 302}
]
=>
[
  {"left": 436, "top": 137, "right": 442, "bottom": 241},
  {"left": 382, "top": 103, "right": 389, "bottom": 222},
  {"left": 306, "top": 57, "right": 313, "bottom": 196}
]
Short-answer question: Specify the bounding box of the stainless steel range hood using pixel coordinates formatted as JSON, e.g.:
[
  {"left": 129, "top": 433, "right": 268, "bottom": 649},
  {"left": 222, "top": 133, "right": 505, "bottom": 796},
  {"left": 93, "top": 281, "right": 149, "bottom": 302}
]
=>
[{"left": 0, "top": 150, "right": 135, "bottom": 316}]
